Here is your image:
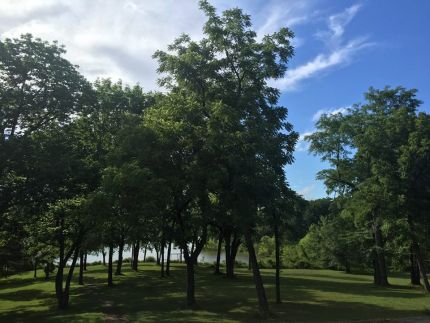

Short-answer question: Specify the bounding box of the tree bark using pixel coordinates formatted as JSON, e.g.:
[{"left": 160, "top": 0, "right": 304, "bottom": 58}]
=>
[
  {"left": 62, "top": 248, "right": 79, "bottom": 308},
  {"left": 84, "top": 252, "right": 87, "bottom": 270},
  {"left": 214, "top": 231, "right": 222, "bottom": 275},
  {"left": 372, "top": 252, "right": 381, "bottom": 285},
  {"left": 245, "top": 229, "right": 269, "bottom": 317},
  {"left": 166, "top": 240, "right": 172, "bottom": 276},
  {"left": 44, "top": 263, "right": 51, "bottom": 280},
  {"left": 56, "top": 246, "right": 79, "bottom": 309},
  {"left": 115, "top": 237, "right": 125, "bottom": 276},
  {"left": 410, "top": 248, "right": 421, "bottom": 285},
  {"left": 78, "top": 251, "right": 84, "bottom": 285},
  {"left": 373, "top": 223, "right": 389, "bottom": 286},
  {"left": 274, "top": 219, "right": 281, "bottom": 303},
  {"left": 155, "top": 245, "right": 160, "bottom": 265},
  {"left": 224, "top": 229, "right": 240, "bottom": 278},
  {"left": 108, "top": 244, "right": 114, "bottom": 287},
  {"left": 160, "top": 239, "right": 165, "bottom": 278},
  {"left": 55, "top": 264, "right": 64, "bottom": 308},
  {"left": 412, "top": 241, "right": 430, "bottom": 292},
  {"left": 102, "top": 249, "right": 106, "bottom": 266},
  {"left": 55, "top": 241, "right": 65, "bottom": 308},
  {"left": 132, "top": 241, "right": 140, "bottom": 271},
  {"left": 185, "top": 258, "right": 196, "bottom": 307},
  {"left": 344, "top": 257, "right": 351, "bottom": 274}
]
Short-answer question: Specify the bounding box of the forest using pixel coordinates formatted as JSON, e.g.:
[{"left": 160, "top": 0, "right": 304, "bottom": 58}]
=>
[{"left": 1, "top": 1, "right": 429, "bottom": 322}]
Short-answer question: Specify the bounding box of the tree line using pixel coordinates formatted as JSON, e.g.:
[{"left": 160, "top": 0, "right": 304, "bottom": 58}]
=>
[{"left": 1, "top": 0, "right": 429, "bottom": 317}]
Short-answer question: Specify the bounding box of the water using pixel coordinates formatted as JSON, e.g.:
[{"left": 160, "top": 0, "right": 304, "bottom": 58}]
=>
[{"left": 86, "top": 245, "right": 249, "bottom": 264}]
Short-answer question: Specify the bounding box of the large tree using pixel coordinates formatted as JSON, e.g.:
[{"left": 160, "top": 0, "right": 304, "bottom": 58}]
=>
[
  {"left": 153, "top": 0, "right": 297, "bottom": 314},
  {"left": 307, "top": 86, "right": 429, "bottom": 289}
]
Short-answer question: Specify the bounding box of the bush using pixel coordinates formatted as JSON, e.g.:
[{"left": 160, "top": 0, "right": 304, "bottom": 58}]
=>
[{"left": 145, "top": 256, "right": 156, "bottom": 263}]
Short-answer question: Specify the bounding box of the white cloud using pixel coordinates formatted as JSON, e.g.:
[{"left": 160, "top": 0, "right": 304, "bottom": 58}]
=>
[
  {"left": 0, "top": 0, "right": 323, "bottom": 91},
  {"left": 312, "top": 106, "right": 350, "bottom": 122},
  {"left": 0, "top": 1, "right": 371, "bottom": 93},
  {"left": 0, "top": 0, "right": 207, "bottom": 90},
  {"left": 274, "top": 3, "right": 373, "bottom": 92},
  {"left": 295, "top": 131, "right": 314, "bottom": 152}
]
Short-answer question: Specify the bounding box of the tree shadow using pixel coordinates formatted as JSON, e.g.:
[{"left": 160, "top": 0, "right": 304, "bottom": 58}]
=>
[{"left": 1, "top": 264, "right": 429, "bottom": 322}]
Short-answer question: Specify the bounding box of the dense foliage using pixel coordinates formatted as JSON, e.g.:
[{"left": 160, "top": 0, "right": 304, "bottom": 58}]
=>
[{"left": 1, "top": 0, "right": 429, "bottom": 318}]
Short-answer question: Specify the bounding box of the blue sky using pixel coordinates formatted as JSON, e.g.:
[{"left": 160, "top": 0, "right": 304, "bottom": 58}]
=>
[
  {"left": 1, "top": 0, "right": 429, "bottom": 199},
  {"left": 278, "top": 0, "right": 430, "bottom": 199}
]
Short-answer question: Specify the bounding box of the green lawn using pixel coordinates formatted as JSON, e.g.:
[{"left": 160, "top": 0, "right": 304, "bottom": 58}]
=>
[{"left": 1, "top": 263, "right": 429, "bottom": 322}]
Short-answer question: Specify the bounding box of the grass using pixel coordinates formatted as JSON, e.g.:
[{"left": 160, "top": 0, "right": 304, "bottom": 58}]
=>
[{"left": 1, "top": 263, "right": 429, "bottom": 322}]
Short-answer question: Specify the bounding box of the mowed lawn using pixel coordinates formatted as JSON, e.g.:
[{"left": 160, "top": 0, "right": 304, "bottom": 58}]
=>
[{"left": 1, "top": 263, "right": 429, "bottom": 322}]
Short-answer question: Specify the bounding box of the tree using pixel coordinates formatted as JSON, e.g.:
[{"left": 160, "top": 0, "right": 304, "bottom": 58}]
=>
[
  {"left": 307, "top": 86, "right": 429, "bottom": 289},
  {"left": 0, "top": 34, "right": 93, "bottom": 138},
  {"left": 152, "top": 1, "right": 297, "bottom": 313},
  {"left": 37, "top": 198, "right": 95, "bottom": 309},
  {"left": 0, "top": 35, "right": 94, "bottom": 277}
]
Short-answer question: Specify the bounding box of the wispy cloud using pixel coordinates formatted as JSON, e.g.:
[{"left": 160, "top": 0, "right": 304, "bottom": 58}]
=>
[
  {"left": 312, "top": 106, "right": 350, "bottom": 122},
  {"left": 318, "top": 4, "right": 362, "bottom": 48},
  {"left": 274, "top": 3, "right": 373, "bottom": 91},
  {"left": 256, "top": 0, "right": 316, "bottom": 36}
]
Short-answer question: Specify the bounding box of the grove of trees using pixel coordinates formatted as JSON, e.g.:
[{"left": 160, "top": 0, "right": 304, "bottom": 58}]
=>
[{"left": 1, "top": 0, "right": 429, "bottom": 318}]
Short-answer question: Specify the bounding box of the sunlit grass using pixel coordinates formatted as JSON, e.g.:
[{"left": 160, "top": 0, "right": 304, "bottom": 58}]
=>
[{"left": 1, "top": 263, "right": 429, "bottom": 322}]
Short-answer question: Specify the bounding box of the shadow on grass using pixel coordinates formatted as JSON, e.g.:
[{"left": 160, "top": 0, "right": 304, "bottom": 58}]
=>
[
  {"left": 0, "top": 288, "right": 52, "bottom": 302},
  {"left": 0, "top": 264, "right": 429, "bottom": 322}
]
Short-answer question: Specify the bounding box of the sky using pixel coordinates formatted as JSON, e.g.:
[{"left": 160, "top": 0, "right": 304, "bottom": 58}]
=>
[{"left": 1, "top": 0, "right": 429, "bottom": 200}]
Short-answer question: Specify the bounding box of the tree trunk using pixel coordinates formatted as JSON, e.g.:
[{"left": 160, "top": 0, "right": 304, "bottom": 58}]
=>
[
  {"left": 102, "top": 249, "right": 106, "bottom": 266},
  {"left": 245, "top": 229, "right": 269, "bottom": 317},
  {"left": 44, "top": 263, "right": 50, "bottom": 280},
  {"left": 372, "top": 252, "right": 381, "bottom": 285},
  {"left": 132, "top": 241, "right": 140, "bottom": 271},
  {"left": 224, "top": 230, "right": 240, "bottom": 278},
  {"left": 160, "top": 240, "right": 165, "bottom": 278},
  {"left": 344, "top": 257, "right": 351, "bottom": 274},
  {"left": 274, "top": 219, "right": 281, "bottom": 304},
  {"left": 143, "top": 246, "right": 147, "bottom": 262},
  {"left": 214, "top": 231, "right": 222, "bottom": 275},
  {"left": 166, "top": 240, "right": 172, "bottom": 276},
  {"left": 115, "top": 237, "right": 124, "bottom": 276},
  {"left": 248, "top": 253, "right": 251, "bottom": 270},
  {"left": 78, "top": 251, "right": 84, "bottom": 285},
  {"left": 108, "top": 244, "right": 114, "bottom": 287},
  {"left": 185, "top": 258, "right": 196, "bottom": 307},
  {"left": 410, "top": 249, "right": 421, "bottom": 285},
  {"left": 373, "top": 224, "right": 389, "bottom": 286},
  {"left": 412, "top": 241, "right": 430, "bottom": 292},
  {"left": 155, "top": 245, "right": 160, "bottom": 265},
  {"left": 33, "top": 260, "right": 37, "bottom": 278},
  {"left": 84, "top": 252, "right": 87, "bottom": 270},
  {"left": 62, "top": 248, "right": 79, "bottom": 308},
  {"left": 56, "top": 246, "right": 79, "bottom": 309},
  {"left": 55, "top": 263, "right": 65, "bottom": 309}
]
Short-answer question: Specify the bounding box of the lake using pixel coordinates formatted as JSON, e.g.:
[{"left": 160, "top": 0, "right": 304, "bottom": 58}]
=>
[{"left": 86, "top": 245, "right": 249, "bottom": 264}]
